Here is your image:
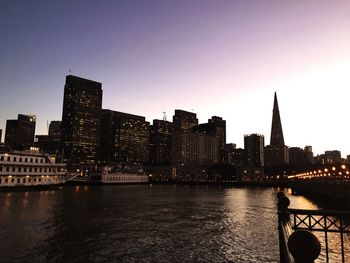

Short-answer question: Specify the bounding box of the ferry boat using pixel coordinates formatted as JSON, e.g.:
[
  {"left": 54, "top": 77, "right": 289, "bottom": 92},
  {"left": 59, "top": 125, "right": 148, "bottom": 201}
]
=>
[
  {"left": 0, "top": 147, "right": 66, "bottom": 188},
  {"left": 90, "top": 166, "right": 149, "bottom": 184}
]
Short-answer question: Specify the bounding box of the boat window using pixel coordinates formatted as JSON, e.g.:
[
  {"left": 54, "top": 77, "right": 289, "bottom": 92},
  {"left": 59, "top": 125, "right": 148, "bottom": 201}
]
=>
[
  {"left": 29, "top": 168, "right": 32, "bottom": 172},
  {"left": 14, "top": 157, "right": 17, "bottom": 162},
  {"left": 19, "top": 157, "right": 22, "bottom": 162},
  {"left": 34, "top": 178, "right": 36, "bottom": 182},
  {"left": 11, "top": 178, "right": 14, "bottom": 183},
  {"left": 7, "top": 156, "right": 10, "bottom": 161},
  {"left": 23, "top": 178, "right": 26, "bottom": 183},
  {"left": 40, "top": 159, "right": 43, "bottom": 163},
  {"left": 0, "top": 166, "right": 2, "bottom": 171},
  {"left": 25, "top": 158, "right": 28, "bottom": 162},
  {"left": 38, "top": 178, "right": 41, "bottom": 182},
  {"left": 0, "top": 156, "right": 3, "bottom": 161},
  {"left": 24, "top": 167, "right": 27, "bottom": 172},
  {"left": 6, "top": 166, "right": 9, "bottom": 172},
  {"left": 12, "top": 167, "right": 15, "bottom": 172},
  {"left": 36, "top": 159, "right": 38, "bottom": 163},
  {"left": 30, "top": 158, "right": 33, "bottom": 163},
  {"left": 28, "top": 178, "right": 31, "bottom": 182},
  {"left": 34, "top": 168, "right": 37, "bottom": 172},
  {"left": 5, "top": 178, "right": 8, "bottom": 183},
  {"left": 17, "top": 178, "right": 20, "bottom": 183}
]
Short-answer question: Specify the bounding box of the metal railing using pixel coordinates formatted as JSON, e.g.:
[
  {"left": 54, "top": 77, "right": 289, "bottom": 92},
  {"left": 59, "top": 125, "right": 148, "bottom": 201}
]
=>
[
  {"left": 288, "top": 208, "right": 350, "bottom": 263},
  {"left": 277, "top": 192, "right": 350, "bottom": 263}
]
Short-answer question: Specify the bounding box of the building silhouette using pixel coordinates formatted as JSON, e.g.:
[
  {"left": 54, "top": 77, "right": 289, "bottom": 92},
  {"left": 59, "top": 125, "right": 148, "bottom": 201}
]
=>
[
  {"left": 35, "top": 121, "right": 62, "bottom": 154},
  {"left": 61, "top": 75, "right": 102, "bottom": 169},
  {"left": 149, "top": 119, "right": 174, "bottom": 165},
  {"left": 5, "top": 114, "right": 36, "bottom": 150},
  {"left": 244, "top": 134, "right": 265, "bottom": 167},
  {"left": 171, "top": 110, "right": 223, "bottom": 178},
  {"left": 100, "top": 109, "right": 149, "bottom": 166},
  {"left": 264, "top": 92, "right": 289, "bottom": 167}
]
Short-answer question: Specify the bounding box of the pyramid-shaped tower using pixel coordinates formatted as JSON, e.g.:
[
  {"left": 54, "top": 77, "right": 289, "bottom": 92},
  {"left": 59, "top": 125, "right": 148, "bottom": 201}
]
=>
[
  {"left": 264, "top": 92, "right": 289, "bottom": 167},
  {"left": 270, "top": 92, "right": 285, "bottom": 147}
]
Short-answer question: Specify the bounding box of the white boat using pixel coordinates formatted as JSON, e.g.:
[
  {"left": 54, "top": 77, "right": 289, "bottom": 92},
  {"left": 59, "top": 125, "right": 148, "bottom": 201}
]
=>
[
  {"left": 0, "top": 148, "right": 66, "bottom": 187},
  {"left": 99, "top": 166, "right": 149, "bottom": 184}
]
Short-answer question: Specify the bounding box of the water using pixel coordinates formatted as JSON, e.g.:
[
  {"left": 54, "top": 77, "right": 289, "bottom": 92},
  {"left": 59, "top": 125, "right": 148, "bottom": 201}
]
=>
[{"left": 0, "top": 185, "right": 339, "bottom": 262}]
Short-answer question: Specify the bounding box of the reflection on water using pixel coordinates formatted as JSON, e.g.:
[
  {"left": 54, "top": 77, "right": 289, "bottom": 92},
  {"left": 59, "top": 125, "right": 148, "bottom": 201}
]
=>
[{"left": 0, "top": 185, "right": 347, "bottom": 262}]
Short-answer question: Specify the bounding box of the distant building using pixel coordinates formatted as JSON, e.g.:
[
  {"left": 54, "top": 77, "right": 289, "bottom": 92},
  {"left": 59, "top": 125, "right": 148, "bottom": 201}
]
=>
[
  {"left": 149, "top": 119, "right": 174, "bottom": 165},
  {"left": 315, "top": 150, "right": 342, "bottom": 165},
  {"left": 100, "top": 109, "right": 149, "bottom": 166},
  {"left": 193, "top": 116, "right": 226, "bottom": 162},
  {"left": 35, "top": 121, "right": 62, "bottom": 154},
  {"left": 264, "top": 92, "right": 289, "bottom": 167},
  {"left": 224, "top": 143, "right": 236, "bottom": 164},
  {"left": 171, "top": 110, "right": 222, "bottom": 177},
  {"left": 0, "top": 129, "right": 2, "bottom": 143},
  {"left": 304, "top": 145, "right": 314, "bottom": 164},
  {"left": 244, "top": 134, "right": 264, "bottom": 167},
  {"left": 5, "top": 114, "right": 36, "bottom": 150},
  {"left": 61, "top": 75, "right": 102, "bottom": 168},
  {"left": 231, "top": 148, "right": 245, "bottom": 166}
]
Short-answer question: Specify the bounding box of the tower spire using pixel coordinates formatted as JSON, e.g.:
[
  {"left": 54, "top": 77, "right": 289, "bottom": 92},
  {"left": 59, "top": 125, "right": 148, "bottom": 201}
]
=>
[{"left": 270, "top": 92, "right": 285, "bottom": 146}]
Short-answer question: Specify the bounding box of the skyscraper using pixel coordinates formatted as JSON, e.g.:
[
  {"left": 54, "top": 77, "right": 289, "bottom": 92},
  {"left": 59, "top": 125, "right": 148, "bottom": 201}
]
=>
[
  {"left": 100, "top": 109, "right": 149, "bottom": 166},
  {"left": 61, "top": 75, "right": 102, "bottom": 168},
  {"left": 149, "top": 119, "right": 174, "bottom": 165},
  {"left": 5, "top": 114, "right": 36, "bottom": 150},
  {"left": 244, "top": 134, "right": 265, "bottom": 167},
  {"left": 264, "top": 92, "right": 289, "bottom": 167}
]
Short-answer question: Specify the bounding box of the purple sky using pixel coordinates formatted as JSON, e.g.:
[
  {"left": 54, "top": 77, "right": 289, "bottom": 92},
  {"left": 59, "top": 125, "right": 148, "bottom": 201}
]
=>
[{"left": 1, "top": 0, "right": 350, "bottom": 155}]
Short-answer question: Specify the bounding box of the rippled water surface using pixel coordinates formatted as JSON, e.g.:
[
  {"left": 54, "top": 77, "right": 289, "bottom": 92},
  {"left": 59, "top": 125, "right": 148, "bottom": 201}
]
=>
[{"left": 0, "top": 185, "right": 337, "bottom": 262}]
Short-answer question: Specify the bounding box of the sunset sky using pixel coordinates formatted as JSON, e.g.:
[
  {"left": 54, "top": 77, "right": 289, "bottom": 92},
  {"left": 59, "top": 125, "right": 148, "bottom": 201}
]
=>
[{"left": 1, "top": 0, "right": 350, "bottom": 155}]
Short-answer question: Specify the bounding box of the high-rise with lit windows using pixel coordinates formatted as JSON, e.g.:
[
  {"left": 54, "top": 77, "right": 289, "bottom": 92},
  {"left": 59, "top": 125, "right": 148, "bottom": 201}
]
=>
[
  {"left": 100, "top": 109, "right": 149, "bottom": 166},
  {"left": 5, "top": 114, "right": 36, "bottom": 151},
  {"left": 61, "top": 75, "right": 102, "bottom": 168}
]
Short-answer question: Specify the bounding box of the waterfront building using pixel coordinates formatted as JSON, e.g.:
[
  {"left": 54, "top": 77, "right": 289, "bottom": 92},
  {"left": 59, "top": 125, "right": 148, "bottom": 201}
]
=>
[
  {"left": 5, "top": 114, "right": 36, "bottom": 151},
  {"left": 35, "top": 121, "right": 62, "bottom": 154},
  {"left": 224, "top": 143, "right": 237, "bottom": 164},
  {"left": 100, "top": 109, "right": 149, "bottom": 166},
  {"left": 315, "top": 150, "right": 342, "bottom": 165},
  {"left": 304, "top": 145, "right": 315, "bottom": 164},
  {"left": 171, "top": 110, "right": 222, "bottom": 177},
  {"left": 193, "top": 116, "right": 226, "bottom": 162},
  {"left": 172, "top": 110, "right": 198, "bottom": 167},
  {"left": 230, "top": 148, "right": 245, "bottom": 167},
  {"left": 244, "top": 134, "right": 265, "bottom": 167},
  {"left": 264, "top": 92, "right": 289, "bottom": 167},
  {"left": 149, "top": 119, "right": 174, "bottom": 165},
  {"left": 61, "top": 75, "right": 102, "bottom": 169}
]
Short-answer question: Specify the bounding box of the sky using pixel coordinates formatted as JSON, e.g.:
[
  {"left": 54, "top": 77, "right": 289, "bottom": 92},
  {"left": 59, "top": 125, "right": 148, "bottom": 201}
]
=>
[{"left": 1, "top": 0, "right": 350, "bottom": 156}]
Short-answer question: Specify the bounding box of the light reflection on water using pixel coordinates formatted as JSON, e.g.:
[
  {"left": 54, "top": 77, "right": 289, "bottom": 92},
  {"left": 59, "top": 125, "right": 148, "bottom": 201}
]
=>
[{"left": 0, "top": 185, "right": 348, "bottom": 262}]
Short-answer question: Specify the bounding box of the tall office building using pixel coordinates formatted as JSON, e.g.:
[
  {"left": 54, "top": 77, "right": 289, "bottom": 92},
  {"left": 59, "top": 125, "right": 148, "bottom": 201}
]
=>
[
  {"left": 172, "top": 110, "right": 221, "bottom": 170},
  {"left": 5, "top": 114, "right": 36, "bottom": 150},
  {"left": 35, "top": 121, "right": 62, "bottom": 154},
  {"left": 100, "top": 109, "right": 149, "bottom": 166},
  {"left": 61, "top": 75, "right": 102, "bottom": 168},
  {"left": 149, "top": 119, "right": 174, "bottom": 165},
  {"left": 244, "top": 134, "right": 265, "bottom": 167},
  {"left": 172, "top": 110, "right": 198, "bottom": 167},
  {"left": 264, "top": 92, "right": 289, "bottom": 166},
  {"left": 194, "top": 116, "right": 226, "bottom": 162}
]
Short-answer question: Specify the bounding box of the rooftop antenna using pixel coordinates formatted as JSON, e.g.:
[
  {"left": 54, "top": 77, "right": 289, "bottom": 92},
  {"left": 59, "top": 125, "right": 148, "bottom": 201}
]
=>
[{"left": 163, "top": 111, "right": 167, "bottom": 121}]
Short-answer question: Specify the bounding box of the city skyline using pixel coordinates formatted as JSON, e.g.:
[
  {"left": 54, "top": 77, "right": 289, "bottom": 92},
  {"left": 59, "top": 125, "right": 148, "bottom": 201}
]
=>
[{"left": 1, "top": 1, "right": 350, "bottom": 155}]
